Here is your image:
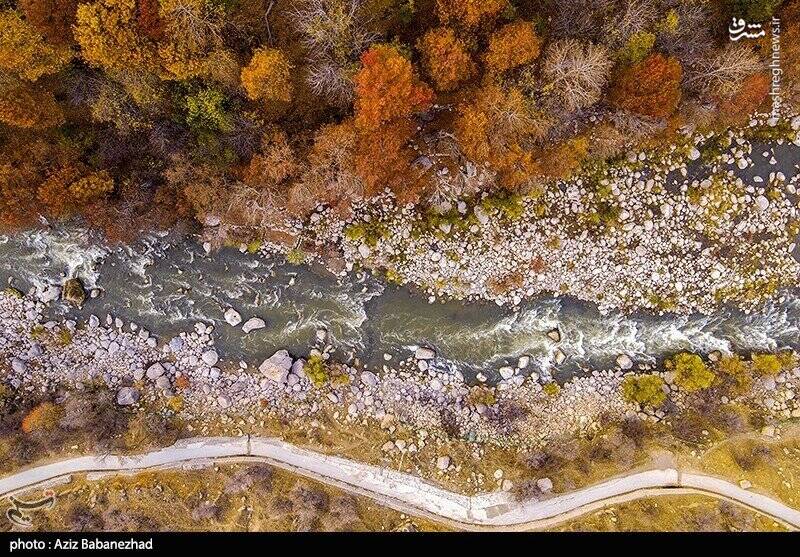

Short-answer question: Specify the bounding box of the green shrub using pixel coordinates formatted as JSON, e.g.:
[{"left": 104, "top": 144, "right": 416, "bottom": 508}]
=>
[
  {"left": 621, "top": 374, "right": 666, "bottom": 407},
  {"left": 305, "top": 355, "right": 328, "bottom": 388},
  {"left": 285, "top": 248, "right": 305, "bottom": 265},
  {"left": 669, "top": 352, "right": 715, "bottom": 392},
  {"left": 542, "top": 382, "right": 561, "bottom": 397},
  {"left": 716, "top": 354, "right": 752, "bottom": 396},
  {"left": 751, "top": 353, "right": 782, "bottom": 376}
]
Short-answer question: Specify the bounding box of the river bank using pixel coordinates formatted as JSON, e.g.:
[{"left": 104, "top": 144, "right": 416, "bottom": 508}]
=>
[{"left": 293, "top": 114, "right": 800, "bottom": 315}]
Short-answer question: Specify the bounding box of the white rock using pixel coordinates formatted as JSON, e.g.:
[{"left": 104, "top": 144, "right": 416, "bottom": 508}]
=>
[
  {"left": 499, "top": 366, "right": 514, "bottom": 380},
  {"left": 616, "top": 354, "right": 633, "bottom": 370},
  {"left": 547, "top": 328, "right": 561, "bottom": 343},
  {"left": 553, "top": 348, "right": 566, "bottom": 365},
  {"left": 688, "top": 148, "right": 701, "bottom": 161},
  {"left": 201, "top": 350, "right": 219, "bottom": 366},
  {"left": 11, "top": 358, "right": 26, "bottom": 374},
  {"left": 536, "top": 477, "right": 553, "bottom": 493},
  {"left": 242, "top": 317, "right": 266, "bottom": 333},
  {"left": 415, "top": 347, "right": 436, "bottom": 360},
  {"left": 223, "top": 308, "right": 242, "bottom": 327},
  {"left": 436, "top": 456, "right": 450, "bottom": 470},
  {"left": 146, "top": 362, "right": 166, "bottom": 379},
  {"left": 518, "top": 355, "right": 530, "bottom": 369},
  {"left": 755, "top": 195, "right": 769, "bottom": 212},
  {"left": 259, "top": 349, "right": 292, "bottom": 383},
  {"left": 358, "top": 244, "right": 372, "bottom": 258},
  {"left": 360, "top": 370, "right": 378, "bottom": 387}
]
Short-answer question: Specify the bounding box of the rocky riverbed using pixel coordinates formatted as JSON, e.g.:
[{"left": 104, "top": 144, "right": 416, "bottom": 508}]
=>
[
  {"left": 3, "top": 287, "right": 799, "bottom": 457},
  {"left": 295, "top": 115, "right": 800, "bottom": 315}
]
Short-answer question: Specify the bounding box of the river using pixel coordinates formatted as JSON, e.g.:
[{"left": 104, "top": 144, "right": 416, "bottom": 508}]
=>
[{"left": 1, "top": 222, "right": 798, "bottom": 384}]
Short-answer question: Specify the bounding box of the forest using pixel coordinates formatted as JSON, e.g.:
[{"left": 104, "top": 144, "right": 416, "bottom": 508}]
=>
[{"left": 0, "top": 0, "right": 798, "bottom": 246}]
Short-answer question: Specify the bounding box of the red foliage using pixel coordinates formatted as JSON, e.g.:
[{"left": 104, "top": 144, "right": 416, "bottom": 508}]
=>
[
  {"left": 609, "top": 53, "right": 683, "bottom": 118},
  {"left": 354, "top": 44, "right": 434, "bottom": 131}
]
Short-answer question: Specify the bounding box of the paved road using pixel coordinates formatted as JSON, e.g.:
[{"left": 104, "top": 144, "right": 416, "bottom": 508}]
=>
[{"left": 1, "top": 436, "right": 798, "bottom": 530}]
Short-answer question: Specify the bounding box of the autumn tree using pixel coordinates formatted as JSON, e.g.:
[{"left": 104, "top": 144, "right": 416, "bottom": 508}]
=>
[
  {"left": 685, "top": 44, "right": 763, "bottom": 98},
  {"left": 0, "top": 78, "right": 64, "bottom": 129},
  {"left": 0, "top": 9, "right": 70, "bottom": 81},
  {"left": 18, "top": 0, "right": 79, "bottom": 45},
  {"left": 295, "top": 122, "right": 364, "bottom": 216},
  {"left": 455, "top": 84, "right": 547, "bottom": 189},
  {"left": 241, "top": 47, "right": 294, "bottom": 104},
  {"left": 350, "top": 44, "right": 433, "bottom": 197},
  {"left": 436, "top": 0, "right": 506, "bottom": 28},
  {"left": 541, "top": 39, "right": 613, "bottom": 111},
  {"left": 726, "top": 0, "right": 783, "bottom": 21},
  {"left": 669, "top": 352, "right": 715, "bottom": 392},
  {"left": 21, "top": 402, "right": 62, "bottom": 433},
  {"left": 621, "top": 374, "right": 666, "bottom": 407},
  {"left": 75, "top": 0, "right": 157, "bottom": 72},
  {"left": 417, "top": 27, "right": 476, "bottom": 92},
  {"left": 484, "top": 21, "right": 542, "bottom": 74},
  {"left": 353, "top": 44, "right": 433, "bottom": 130},
  {"left": 609, "top": 53, "right": 682, "bottom": 118},
  {"left": 68, "top": 171, "right": 115, "bottom": 202},
  {"left": 156, "top": 0, "right": 229, "bottom": 81},
  {"left": 717, "top": 73, "right": 770, "bottom": 124}
]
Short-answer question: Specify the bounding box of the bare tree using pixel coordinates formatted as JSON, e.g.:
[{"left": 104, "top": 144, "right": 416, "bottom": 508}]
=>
[
  {"left": 291, "top": 0, "right": 379, "bottom": 105},
  {"left": 656, "top": 0, "right": 716, "bottom": 65},
  {"left": 542, "top": 39, "right": 613, "bottom": 111},
  {"left": 601, "top": 0, "right": 659, "bottom": 48},
  {"left": 685, "top": 44, "right": 764, "bottom": 98}
]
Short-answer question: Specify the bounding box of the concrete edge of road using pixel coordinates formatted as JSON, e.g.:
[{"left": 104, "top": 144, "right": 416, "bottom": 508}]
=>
[{"left": 1, "top": 435, "right": 798, "bottom": 531}]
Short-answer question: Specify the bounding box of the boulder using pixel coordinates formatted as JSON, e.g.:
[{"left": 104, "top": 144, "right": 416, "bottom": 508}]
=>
[
  {"left": 360, "top": 370, "right": 378, "bottom": 388},
  {"left": 547, "top": 328, "right": 561, "bottom": 343},
  {"left": 116, "top": 387, "right": 140, "bottom": 406},
  {"left": 499, "top": 366, "right": 514, "bottom": 380},
  {"left": 201, "top": 350, "right": 219, "bottom": 366},
  {"left": 414, "top": 347, "right": 436, "bottom": 360},
  {"left": 224, "top": 308, "right": 242, "bottom": 327},
  {"left": 11, "top": 357, "right": 26, "bottom": 374},
  {"left": 536, "top": 477, "right": 553, "bottom": 493},
  {"left": 40, "top": 285, "right": 61, "bottom": 303},
  {"left": 553, "top": 348, "right": 566, "bottom": 365},
  {"left": 62, "top": 278, "right": 86, "bottom": 306},
  {"left": 259, "top": 349, "right": 292, "bottom": 383},
  {"left": 616, "top": 354, "right": 633, "bottom": 370},
  {"left": 146, "top": 362, "right": 166, "bottom": 380},
  {"left": 436, "top": 456, "right": 451, "bottom": 471},
  {"left": 242, "top": 317, "right": 266, "bottom": 333},
  {"left": 168, "top": 336, "right": 184, "bottom": 353},
  {"left": 291, "top": 358, "right": 306, "bottom": 379}
]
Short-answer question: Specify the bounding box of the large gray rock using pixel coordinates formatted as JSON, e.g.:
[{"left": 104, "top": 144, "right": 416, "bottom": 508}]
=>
[
  {"left": 259, "top": 350, "right": 292, "bottom": 383},
  {"left": 116, "top": 387, "right": 140, "bottom": 406},
  {"left": 146, "top": 362, "right": 166, "bottom": 380},
  {"left": 40, "top": 285, "right": 61, "bottom": 303},
  {"left": 242, "top": 317, "right": 266, "bottom": 333},
  {"left": 11, "top": 357, "right": 26, "bottom": 374},
  {"left": 62, "top": 278, "right": 86, "bottom": 306},
  {"left": 414, "top": 347, "right": 436, "bottom": 360},
  {"left": 616, "top": 354, "right": 633, "bottom": 370}
]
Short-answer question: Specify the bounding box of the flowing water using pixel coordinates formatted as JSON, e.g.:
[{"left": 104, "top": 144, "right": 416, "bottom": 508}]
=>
[
  {"left": 0, "top": 224, "right": 798, "bottom": 383},
  {"left": 1, "top": 138, "right": 799, "bottom": 382}
]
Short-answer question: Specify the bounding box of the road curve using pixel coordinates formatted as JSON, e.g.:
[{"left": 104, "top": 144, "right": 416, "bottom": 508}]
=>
[{"left": 1, "top": 436, "right": 798, "bottom": 531}]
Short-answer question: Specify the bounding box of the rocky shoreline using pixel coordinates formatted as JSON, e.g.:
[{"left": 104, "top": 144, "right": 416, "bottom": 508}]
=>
[
  {"left": 276, "top": 115, "right": 800, "bottom": 315},
  {"left": 3, "top": 286, "right": 799, "bottom": 461}
]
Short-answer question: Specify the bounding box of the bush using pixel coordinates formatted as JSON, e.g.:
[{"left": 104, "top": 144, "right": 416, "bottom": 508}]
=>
[
  {"left": 21, "top": 401, "right": 62, "bottom": 433},
  {"left": 305, "top": 354, "right": 328, "bottom": 387},
  {"left": 715, "top": 354, "right": 752, "bottom": 396},
  {"left": 751, "top": 353, "right": 782, "bottom": 376},
  {"left": 621, "top": 374, "right": 666, "bottom": 407},
  {"left": 670, "top": 352, "right": 715, "bottom": 392}
]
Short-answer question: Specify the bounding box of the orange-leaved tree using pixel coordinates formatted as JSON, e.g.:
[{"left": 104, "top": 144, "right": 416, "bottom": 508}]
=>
[
  {"left": 436, "top": 0, "right": 507, "bottom": 28},
  {"left": 609, "top": 53, "right": 683, "bottom": 118},
  {"left": 354, "top": 44, "right": 434, "bottom": 130},
  {"left": 0, "top": 9, "right": 71, "bottom": 81},
  {"left": 455, "top": 84, "right": 546, "bottom": 189},
  {"left": 241, "top": 47, "right": 294, "bottom": 104},
  {"left": 18, "top": 0, "right": 79, "bottom": 45},
  {"left": 352, "top": 44, "right": 434, "bottom": 198},
  {"left": 417, "top": 27, "right": 476, "bottom": 92},
  {"left": 484, "top": 20, "right": 542, "bottom": 75}
]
